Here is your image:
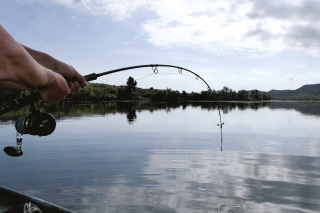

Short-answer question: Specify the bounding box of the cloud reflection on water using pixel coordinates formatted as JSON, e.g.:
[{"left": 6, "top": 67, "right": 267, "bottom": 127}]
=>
[{"left": 140, "top": 145, "right": 320, "bottom": 212}]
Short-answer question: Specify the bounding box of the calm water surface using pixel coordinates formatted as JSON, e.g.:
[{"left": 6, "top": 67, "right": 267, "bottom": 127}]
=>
[{"left": 1, "top": 101, "right": 320, "bottom": 213}]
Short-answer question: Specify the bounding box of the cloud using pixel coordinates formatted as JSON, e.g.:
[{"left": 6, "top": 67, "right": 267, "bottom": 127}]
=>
[
  {"left": 25, "top": 0, "right": 320, "bottom": 56},
  {"left": 142, "top": 0, "right": 320, "bottom": 57},
  {"left": 282, "top": 75, "right": 297, "bottom": 82}
]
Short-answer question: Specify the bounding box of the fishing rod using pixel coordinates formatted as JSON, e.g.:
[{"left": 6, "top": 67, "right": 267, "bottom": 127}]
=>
[
  {"left": 1, "top": 64, "right": 223, "bottom": 157},
  {"left": 0, "top": 64, "right": 215, "bottom": 115}
]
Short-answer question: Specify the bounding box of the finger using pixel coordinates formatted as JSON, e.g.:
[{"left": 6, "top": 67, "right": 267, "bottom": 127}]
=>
[
  {"left": 68, "top": 82, "right": 75, "bottom": 91},
  {"left": 73, "top": 81, "right": 81, "bottom": 91},
  {"left": 68, "top": 81, "right": 82, "bottom": 91},
  {"left": 79, "top": 76, "right": 88, "bottom": 87},
  {"left": 67, "top": 65, "right": 88, "bottom": 87},
  {"left": 70, "top": 74, "right": 87, "bottom": 88},
  {"left": 39, "top": 71, "right": 71, "bottom": 103}
]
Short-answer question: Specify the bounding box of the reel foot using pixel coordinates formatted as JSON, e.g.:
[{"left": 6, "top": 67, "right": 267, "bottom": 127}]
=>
[{"left": 3, "top": 146, "right": 23, "bottom": 157}]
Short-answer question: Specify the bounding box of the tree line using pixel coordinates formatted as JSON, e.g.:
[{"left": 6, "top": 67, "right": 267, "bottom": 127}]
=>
[
  {"left": 0, "top": 76, "right": 271, "bottom": 103},
  {"left": 68, "top": 76, "right": 271, "bottom": 101}
]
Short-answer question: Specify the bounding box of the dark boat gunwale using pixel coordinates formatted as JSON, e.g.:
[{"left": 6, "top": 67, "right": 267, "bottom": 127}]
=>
[{"left": 0, "top": 186, "right": 76, "bottom": 213}]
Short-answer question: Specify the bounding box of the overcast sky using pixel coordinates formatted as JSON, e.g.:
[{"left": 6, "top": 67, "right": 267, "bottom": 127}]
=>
[{"left": 1, "top": 0, "right": 320, "bottom": 92}]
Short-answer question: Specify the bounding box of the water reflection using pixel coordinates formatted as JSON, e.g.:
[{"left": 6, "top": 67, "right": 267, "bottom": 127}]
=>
[
  {"left": 117, "top": 102, "right": 137, "bottom": 124},
  {"left": 226, "top": 151, "right": 320, "bottom": 211},
  {"left": 1, "top": 101, "right": 320, "bottom": 212},
  {"left": 2, "top": 100, "right": 320, "bottom": 123},
  {"left": 141, "top": 144, "right": 320, "bottom": 212},
  {"left": 270, "top": 101, "right": 320, "bottom": 117}
]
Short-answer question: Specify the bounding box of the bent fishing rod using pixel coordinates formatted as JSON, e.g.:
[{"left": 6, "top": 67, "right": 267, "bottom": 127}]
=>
[
  {"left": 1, "top": 64, "right": 224, "bottom": 157},
  {"left": 0, "top": 64, "right": 216, "bottom": 115}
]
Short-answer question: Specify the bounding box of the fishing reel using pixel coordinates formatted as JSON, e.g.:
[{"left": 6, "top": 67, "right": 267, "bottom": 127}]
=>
[
  {"left": 3, "top": 104, "right": 56, "bottom": 157},
  {"left": 15, "top": 104, "right": 56, "bottom": 136}
]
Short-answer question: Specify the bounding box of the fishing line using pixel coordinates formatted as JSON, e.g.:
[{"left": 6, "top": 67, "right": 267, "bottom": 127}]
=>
[
  {"left": 215, "top": 107, "right": 226, "bottom": 212},
  {"left": 135, "top": 70, "right": 210, "bottom": 92},
  {"left": 180, "top": 73, "right": 196, "bottom": 79},
  {"left": 216, "top": 149, "right": 223, "bottom": 213},
  {"left": 135, "top": 73, "right": 155, "bottom": 81}
]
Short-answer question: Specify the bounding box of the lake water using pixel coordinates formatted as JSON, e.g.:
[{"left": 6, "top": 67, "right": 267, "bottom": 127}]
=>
[{"left": 1, "top": 101, "right": 320, "bottom": 213}]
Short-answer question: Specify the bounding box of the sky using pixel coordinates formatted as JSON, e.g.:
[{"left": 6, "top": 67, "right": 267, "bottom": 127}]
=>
[{"left": 1, "top": 0, "right": 320, "bottom": 92}]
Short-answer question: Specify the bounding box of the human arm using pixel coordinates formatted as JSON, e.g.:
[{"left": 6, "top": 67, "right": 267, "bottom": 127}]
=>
[
  {"left": 0, "top": 24, "right": 85, "bottom": 102},
  {"left": 22, "top": 45, "right": 87, "bottom": 92}
]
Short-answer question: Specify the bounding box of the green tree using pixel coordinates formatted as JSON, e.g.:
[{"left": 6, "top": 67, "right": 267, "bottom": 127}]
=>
[
  {"left": 238, "top": 90, "right": 249, "bottom": 100},
  {"left": 231, "top": 90, "right": 237, "bottom": 100},
  {"left": 251, "top": 89, "right": 261, "bottom": 100},
  {"left": 119, "top": 77, "right": 138, "bottom": 100},
  {"left": 181, "top": 90, "right": 188, "bottom": 100},
  {"left": 126, "top": 76, "right": 137, "bottom": 90},
  {"left": 262, "top": 93, "right": 271, "bottom": 100}
]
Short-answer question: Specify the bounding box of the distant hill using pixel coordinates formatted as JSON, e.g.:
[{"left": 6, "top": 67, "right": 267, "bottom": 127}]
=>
[{"left": 267, "top": 84, "right": 320, "bottom": 100}]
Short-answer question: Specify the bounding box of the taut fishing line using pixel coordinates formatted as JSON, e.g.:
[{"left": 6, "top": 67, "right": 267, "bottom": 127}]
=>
[{"left": 135, "top": 71, "right": 208, "bottom": 89}]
